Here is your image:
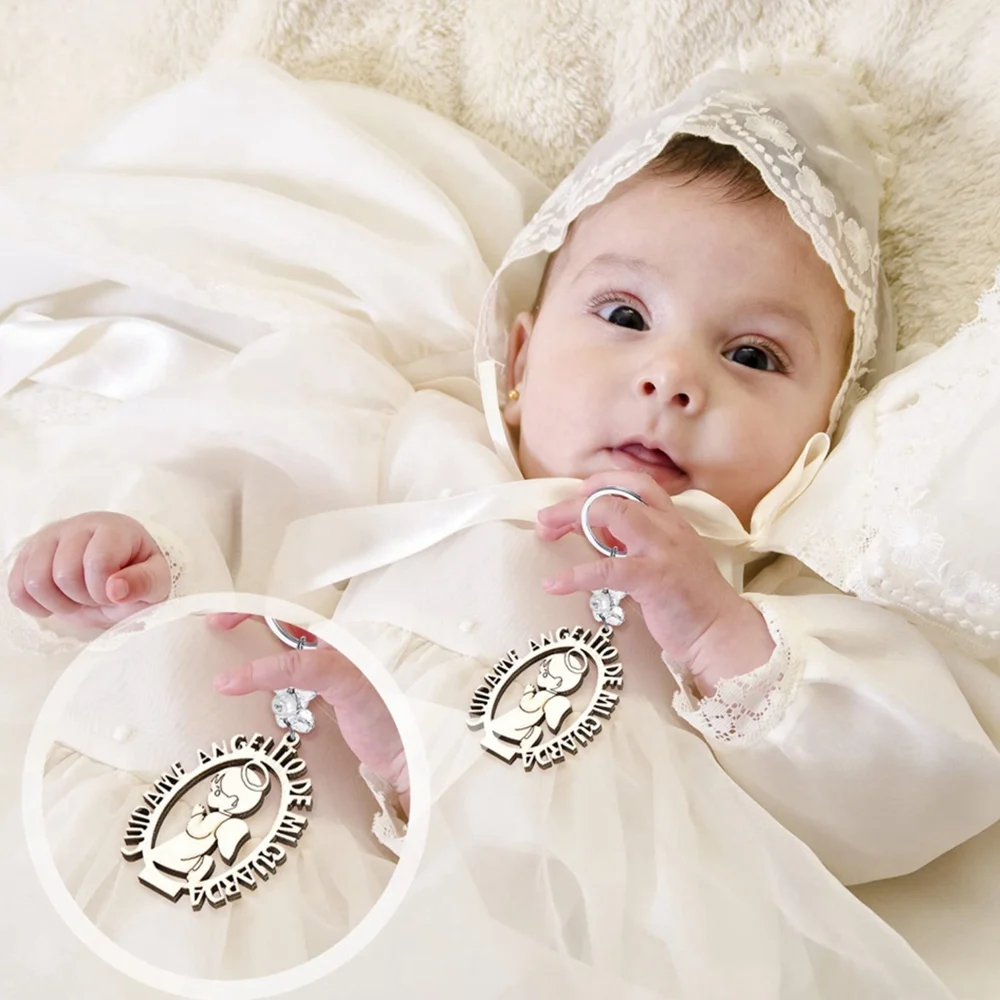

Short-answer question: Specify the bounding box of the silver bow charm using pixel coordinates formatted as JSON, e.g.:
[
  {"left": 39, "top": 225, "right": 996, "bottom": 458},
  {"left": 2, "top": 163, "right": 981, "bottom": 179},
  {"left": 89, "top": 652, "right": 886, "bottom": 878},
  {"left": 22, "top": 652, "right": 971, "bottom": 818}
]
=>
[
  {"left": 271, "top": 688, "right": 318, "bottom": 734},
  {"left": 589, "top": 588, "right": 627, "bottom": 627}
]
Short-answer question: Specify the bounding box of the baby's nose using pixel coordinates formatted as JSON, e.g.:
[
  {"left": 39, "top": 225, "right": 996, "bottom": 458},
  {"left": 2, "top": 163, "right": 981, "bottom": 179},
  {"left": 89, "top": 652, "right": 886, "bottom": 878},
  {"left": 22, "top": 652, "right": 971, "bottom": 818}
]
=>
[
  {"left": 638, "top": 379, "right": 691, "bottom": 407},
  {"left": 634, "top": 354, "right": 706, "bottom": 411}
]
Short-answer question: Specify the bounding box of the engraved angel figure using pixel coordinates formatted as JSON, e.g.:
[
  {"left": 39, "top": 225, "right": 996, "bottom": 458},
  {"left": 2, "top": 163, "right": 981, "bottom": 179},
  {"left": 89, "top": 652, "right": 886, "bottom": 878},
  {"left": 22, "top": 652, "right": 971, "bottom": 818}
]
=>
[
  {"left": 492, "top": 650, "right": 589, "bottom": 749},
  {"left": 146, "top": 762, "right": 270, "bottom": 883}
]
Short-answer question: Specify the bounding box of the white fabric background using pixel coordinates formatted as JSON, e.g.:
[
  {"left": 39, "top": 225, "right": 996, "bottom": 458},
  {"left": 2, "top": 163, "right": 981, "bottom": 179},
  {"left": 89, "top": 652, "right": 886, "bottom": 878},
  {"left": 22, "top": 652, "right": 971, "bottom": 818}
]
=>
[
  {"left": 41, "top": 613, "right": 398, "bottom": 980},
  {"left": 1, "top": 0, "right": 998, "bottom": 356}
]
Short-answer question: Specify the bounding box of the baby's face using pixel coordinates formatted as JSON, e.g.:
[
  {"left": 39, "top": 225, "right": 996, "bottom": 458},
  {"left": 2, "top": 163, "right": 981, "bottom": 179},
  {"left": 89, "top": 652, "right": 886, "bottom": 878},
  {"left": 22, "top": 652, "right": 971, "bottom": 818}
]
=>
[{"left": 504, "top": 175, "right": 851, "bottom": 526}]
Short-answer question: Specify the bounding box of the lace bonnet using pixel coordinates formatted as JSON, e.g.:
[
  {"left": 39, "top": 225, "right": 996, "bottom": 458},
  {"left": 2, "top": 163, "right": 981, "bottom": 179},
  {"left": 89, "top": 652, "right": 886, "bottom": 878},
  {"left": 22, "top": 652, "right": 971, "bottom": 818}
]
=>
[{"left": 475, "top": 54, "right": 898, "bottom": 449}]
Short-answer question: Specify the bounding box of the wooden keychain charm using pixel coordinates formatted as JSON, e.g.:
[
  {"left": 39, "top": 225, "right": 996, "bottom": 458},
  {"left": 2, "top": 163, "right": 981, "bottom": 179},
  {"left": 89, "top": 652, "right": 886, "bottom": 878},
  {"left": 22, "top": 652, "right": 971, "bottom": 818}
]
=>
[
  {"left": 121, "top": 618, "right": 320, "bottom": 910},
  {"left": 468, "top": 487, "right": 643, "bottom": 771}
]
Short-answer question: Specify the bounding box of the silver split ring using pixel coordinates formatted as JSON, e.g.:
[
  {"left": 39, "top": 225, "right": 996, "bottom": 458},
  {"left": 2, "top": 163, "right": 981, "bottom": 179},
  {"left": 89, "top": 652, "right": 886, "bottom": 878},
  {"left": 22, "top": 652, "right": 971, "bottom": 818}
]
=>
[
  {"left": 264, "top": 616, "right": 319, "bottom": 651},
  {"left": 580, "top": 487, "right": 645, "bottom": 558}
]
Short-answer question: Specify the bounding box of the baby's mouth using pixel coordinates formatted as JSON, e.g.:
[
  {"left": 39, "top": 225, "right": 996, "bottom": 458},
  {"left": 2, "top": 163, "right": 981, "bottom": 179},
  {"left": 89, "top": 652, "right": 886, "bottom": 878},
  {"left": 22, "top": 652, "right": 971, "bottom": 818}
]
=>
[
  {"left": 604, "top": 440, "right": 689, "bottom": 491},
  {"left": 623, "top": 441, "right": 679, "bottom": 468},
  {"left": 613, "top": 440, "right": 685, "bottom": 475}
]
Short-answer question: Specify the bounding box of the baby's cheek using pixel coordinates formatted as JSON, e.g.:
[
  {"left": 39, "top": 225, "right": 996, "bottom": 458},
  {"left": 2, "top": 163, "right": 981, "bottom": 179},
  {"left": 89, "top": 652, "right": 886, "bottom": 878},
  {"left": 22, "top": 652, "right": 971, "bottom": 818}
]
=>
[{"left": 734, "top": 428, "right": 803, "bottom": 514}]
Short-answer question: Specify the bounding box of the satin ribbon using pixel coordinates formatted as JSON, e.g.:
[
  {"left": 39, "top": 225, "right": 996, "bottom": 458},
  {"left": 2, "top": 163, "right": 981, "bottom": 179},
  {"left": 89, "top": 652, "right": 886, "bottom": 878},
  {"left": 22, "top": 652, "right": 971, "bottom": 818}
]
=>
[
  {"left": 477, "top": 359, "right": 523, "bottom": 480},
  {"left": 0, "top": 310, "right": 232, "bottom": 399},
  {"left": 269, "top": 478, "right": 579, "bottom": 596},
  {"left": 268, "top": 430, "right": 830, "bottom": 599}
]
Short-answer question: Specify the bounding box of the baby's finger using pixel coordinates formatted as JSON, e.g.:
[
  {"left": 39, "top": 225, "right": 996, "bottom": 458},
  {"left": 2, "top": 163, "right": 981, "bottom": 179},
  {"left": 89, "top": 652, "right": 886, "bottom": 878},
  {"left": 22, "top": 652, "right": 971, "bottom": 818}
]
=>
[
  {"left": 536, "top": 498, "right": 630, "bottom": 555},
  {"left": 79, "top": 600, "right": 153, "bottom": 628},
  {"left": 538, "top": 473, "right": 672, "bottom": 540},
  {"left": 573, "top": 494, "right": 665, "bottom": 557},
  {"left": 267, "top": 621, "right": 329, "bottom": 651},
  {"left": 214, "top": 647, "right": 360, "bottom": 700},
  {"left": 536, "top": 497, "right": 587, "bottom": 539},
  {"left": 206, "top": 613, "right": 258, "bottom": 631},
  {"left": 577, "top": 471, "right": 673, "bottom": 510},
  {"left": 51, "top": 529, "right": 100, "bottom": 607},
  {"left": 85, "top": 525, "right": 142, "bottom": 605},
  {"left": 21, "top": 536, "right": 80, "bottom": 615},
  {"left": 106, "top": 554, "right": 171, "bottom": 606},
  {"left": 7, "top": 542, "right": 52, "bottom": 617},
  {"left": 542, "top": 554, "right": 638, "bottom": 596},
  {"left": 206, "top": 614, "right": 330, "bottom": 652}
]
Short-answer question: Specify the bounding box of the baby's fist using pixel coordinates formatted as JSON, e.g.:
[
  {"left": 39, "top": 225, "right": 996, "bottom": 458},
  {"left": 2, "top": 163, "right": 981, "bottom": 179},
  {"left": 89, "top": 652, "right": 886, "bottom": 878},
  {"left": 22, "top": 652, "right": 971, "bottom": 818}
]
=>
[{"left": 7, "top": 512, "right": 172, "bottom": 629}]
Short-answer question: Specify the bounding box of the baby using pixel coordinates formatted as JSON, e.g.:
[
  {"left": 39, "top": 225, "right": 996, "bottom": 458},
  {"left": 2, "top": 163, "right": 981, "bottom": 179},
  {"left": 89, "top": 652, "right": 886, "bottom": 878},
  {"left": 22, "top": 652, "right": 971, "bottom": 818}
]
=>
[
  {"left": 7, "top": 59, "right": 1000, "bottom": 993},
  {"left": 7, "top": 132, "right": 847, "bottom": 777},
  {"left": 510, "top": 132, "right": 852, "bottom": 697}
]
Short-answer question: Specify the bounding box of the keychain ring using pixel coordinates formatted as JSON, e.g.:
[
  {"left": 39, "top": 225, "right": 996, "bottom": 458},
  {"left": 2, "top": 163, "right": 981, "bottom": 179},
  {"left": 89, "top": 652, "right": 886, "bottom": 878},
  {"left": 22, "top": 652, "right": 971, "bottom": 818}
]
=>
[
  {"left": 580, "top": 487, "right": 645, "bottom": 558},
  {"left": 264, "top": 616, "right": 319, "bottom": 651}
]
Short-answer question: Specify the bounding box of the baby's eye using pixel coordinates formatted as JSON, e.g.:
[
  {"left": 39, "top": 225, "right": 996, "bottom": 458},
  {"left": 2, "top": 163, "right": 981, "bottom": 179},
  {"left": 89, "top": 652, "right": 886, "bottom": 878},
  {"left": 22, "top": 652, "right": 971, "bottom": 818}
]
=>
[
  {"left": 598, "top": 303, "right": 647, "bottom": 331},
  {"left": 726, "top": 344, "right": 780, "bottom": 372}
]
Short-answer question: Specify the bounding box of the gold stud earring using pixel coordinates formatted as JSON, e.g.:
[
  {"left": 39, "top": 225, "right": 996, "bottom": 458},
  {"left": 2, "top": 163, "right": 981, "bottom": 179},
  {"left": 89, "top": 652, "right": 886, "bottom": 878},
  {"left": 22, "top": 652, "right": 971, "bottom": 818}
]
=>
[{"left": 507, "top": 388, "right": 520, "bottom": 402}]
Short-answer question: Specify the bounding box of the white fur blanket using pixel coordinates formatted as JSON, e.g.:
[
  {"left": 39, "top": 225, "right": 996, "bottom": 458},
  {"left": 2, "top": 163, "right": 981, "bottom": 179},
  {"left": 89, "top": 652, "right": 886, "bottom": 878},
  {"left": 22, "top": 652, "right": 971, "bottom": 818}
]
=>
[
  {"left": 1, "top": 0, "right": 998, "bottom": 354},
  {"left": 3, "top": 4, "right": 1000, "bottom": 997}
]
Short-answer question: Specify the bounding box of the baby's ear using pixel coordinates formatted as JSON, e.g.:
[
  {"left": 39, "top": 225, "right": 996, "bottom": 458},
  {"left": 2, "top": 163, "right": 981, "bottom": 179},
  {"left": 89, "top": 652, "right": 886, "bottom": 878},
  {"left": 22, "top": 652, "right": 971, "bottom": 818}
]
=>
[{"left": 504, "top": 311, "right": 534, "bottom": 427}]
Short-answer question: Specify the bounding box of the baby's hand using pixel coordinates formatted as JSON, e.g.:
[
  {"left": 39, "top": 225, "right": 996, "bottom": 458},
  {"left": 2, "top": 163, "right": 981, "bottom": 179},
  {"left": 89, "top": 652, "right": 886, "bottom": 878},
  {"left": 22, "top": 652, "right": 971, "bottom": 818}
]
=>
[
  {"left": 7, "top": 513, "right": 172, "bottom": 629},
  {"left": 537, "top": 472, "right": 775, "bottom": 694},
  {"left": 209, "top": 616, "right": 409, "bottom": 815}
]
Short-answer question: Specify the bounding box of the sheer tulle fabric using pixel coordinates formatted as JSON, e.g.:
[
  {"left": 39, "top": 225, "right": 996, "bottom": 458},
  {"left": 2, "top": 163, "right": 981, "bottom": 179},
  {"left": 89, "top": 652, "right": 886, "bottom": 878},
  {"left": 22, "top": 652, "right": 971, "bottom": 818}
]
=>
[{"left": 0, "top": 59, "right": 993, "bottom": 996}]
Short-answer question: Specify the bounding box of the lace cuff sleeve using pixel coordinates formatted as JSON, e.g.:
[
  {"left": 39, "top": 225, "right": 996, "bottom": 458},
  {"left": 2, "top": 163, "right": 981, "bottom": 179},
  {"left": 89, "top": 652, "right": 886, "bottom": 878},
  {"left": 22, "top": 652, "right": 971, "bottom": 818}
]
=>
[
  {"left": 0, "top": 517, "right": 194, "bottom": 655},
  {"left": 138, "top": 518, "right": 191, "bottom": 599},
  {"left": 359, "top": 763, "right": 408, "bottom": 858},
  {"left": 0, "top": 547, "right": 90, "bottom": 655},
  {"left": 666, "top": 596, "right": 805, "bottom": 750}
]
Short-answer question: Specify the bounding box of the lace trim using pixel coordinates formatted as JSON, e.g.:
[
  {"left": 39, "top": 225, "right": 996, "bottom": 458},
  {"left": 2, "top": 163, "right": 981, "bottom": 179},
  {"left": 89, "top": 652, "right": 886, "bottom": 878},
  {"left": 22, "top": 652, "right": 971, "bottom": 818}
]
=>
[
  {"left": 669, "top": 597, "right": 803, "bottom": 749},
  {"left": 138, "top": 519, "right": 188, "bottom": 599},
  {"left": 0, "top": 515, "right": 189, "bottom": 655},
  {"left": 0, "top": 384, "right": 118, "bottom": 427},
  {"left": 0, "top": 543, "right": 89, "bottom": 655},
  {"left": 788, "top": 269, "right": 1000, "bottom": 656},
  {"left": 679, "top": 101, "right": 877, "bottom": 427},
  {"left": 359, "top": 763, "right": 408, "bottom": 858},
  {"left": 479, "top": 85, "right": 879, "bottom": 429}
]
